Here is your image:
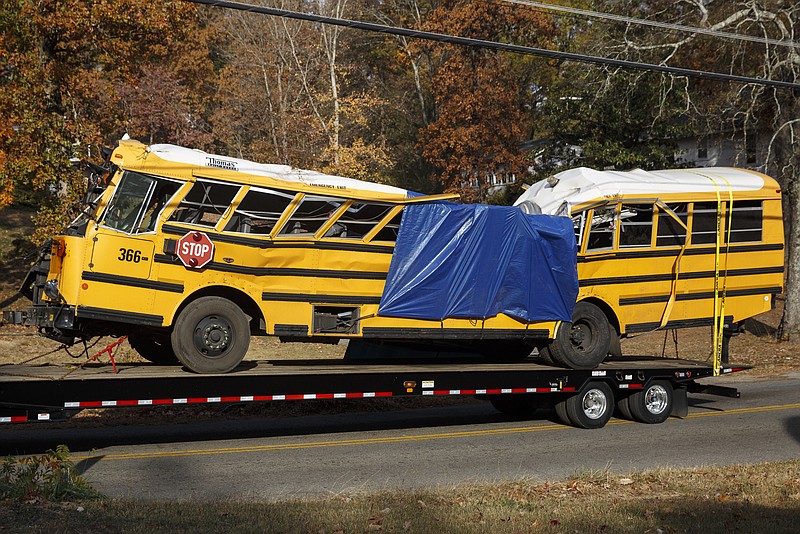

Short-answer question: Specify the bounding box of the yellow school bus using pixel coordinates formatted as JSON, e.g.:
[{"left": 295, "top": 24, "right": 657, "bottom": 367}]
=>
[
  {"left": 514, "top": 166, "right": 784, "bottom": 368},
  {"left": 13, "top": 140, "right": 567, "bottom": 373},
  {"left": 11, "top": 140, "right": 783, "bottom": 374}
]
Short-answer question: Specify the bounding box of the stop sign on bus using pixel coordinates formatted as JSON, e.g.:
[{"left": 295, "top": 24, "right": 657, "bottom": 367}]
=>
[{"left": 176, "top": 231, "right": 215, "bottom": 269}]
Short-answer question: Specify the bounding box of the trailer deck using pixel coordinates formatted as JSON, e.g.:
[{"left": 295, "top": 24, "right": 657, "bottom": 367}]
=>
[{"left": 0, "top": 356, "right": 747, "bottom": 424}]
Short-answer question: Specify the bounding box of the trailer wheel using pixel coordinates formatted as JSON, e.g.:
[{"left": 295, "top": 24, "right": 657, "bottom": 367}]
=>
[
  {"left": 171, "top": 296, "right": 250, "bottom": 374},
  {"left": 128, "top": 329, "right": 178, "bottom": 364},
  {"left": 627, "top": 380, "right": 673, "bottom": 424},
  {"left": 564, "top": 381, "right": 614, "bottom": 429},
  {"left": 540, "top": 302, "right": 610, "bottom": 370},
  {"left": 489, "top": 394, "right": 541, "bottom": 417}
]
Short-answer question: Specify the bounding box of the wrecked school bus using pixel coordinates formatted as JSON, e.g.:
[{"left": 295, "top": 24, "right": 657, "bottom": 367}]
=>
[{"left": 4, "top": 140, "right": 784, "bottom": 374}]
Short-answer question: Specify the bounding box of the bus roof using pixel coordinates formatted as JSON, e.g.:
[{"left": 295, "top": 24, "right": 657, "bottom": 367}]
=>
[
  {"left": 513, "top": 166, "right": 777, "bottom": 216},
  {"left": 112, "top": 139, "right": 416, "bottom": 199}
]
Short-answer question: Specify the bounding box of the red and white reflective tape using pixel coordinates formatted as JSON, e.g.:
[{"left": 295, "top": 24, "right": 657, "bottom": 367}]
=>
[
  {"left": 0, "top": 413, "right": 50, "bottom": 423},
  {"left": 423, "top": 386, "right": 576, "bottom": 396},
  {"left": 618, "top": 383, "right": 644, "bottom": 389},
  {"left": 63, "top": 391, "right": 393, "bottom": 409}
]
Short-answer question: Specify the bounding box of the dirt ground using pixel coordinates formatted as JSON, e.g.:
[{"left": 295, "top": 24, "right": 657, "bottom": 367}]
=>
[{"left": 0, "top": 206, "right": 797, "bottom": 375}]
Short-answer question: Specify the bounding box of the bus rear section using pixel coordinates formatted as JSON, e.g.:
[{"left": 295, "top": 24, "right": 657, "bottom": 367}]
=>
[{"left": 515, "top": 166, "right": 784, "bottom": 371}]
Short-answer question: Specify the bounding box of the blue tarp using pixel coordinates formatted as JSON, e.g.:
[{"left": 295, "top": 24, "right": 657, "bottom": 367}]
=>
[{"left": 378, "top": 203, "right": 578, "bottom": 322}]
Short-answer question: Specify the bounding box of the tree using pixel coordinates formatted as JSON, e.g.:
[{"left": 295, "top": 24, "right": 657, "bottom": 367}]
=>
[
  {"left": 0, "top": 0, "right": 216, "bottom": 241},
  {"left": 416, "top": 0, "right": 556, "bottom": 201},
  {"left": 554, "top": 0, "right": 800, "bottom": 339}
]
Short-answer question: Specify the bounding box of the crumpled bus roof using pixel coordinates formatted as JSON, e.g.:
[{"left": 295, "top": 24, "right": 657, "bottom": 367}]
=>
[
  {"left": 513, "top": 167, "right": 771, "bottom": 216},
  {"left": 112, "top": 139, "right": 416, "bottom": 199}
]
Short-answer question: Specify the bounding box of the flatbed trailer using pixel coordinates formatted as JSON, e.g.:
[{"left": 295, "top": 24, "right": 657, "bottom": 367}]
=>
[{"left": 0, "top": 355, "right": 747, "bottom": 429}]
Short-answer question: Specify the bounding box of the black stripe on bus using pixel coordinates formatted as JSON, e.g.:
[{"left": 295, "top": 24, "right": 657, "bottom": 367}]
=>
[
  {"left": 619, "top": 286, "right": 782, "bottom": 306},
  {"left": 82, "top": 271, "right": 184, "bottom": 293},
  {"left": 161, "top": 224, "right": 394, "bottom": 254},
  {"left": 76, "top": 306, "right": 163, "bottom": 327},
  {"left": 362, "top": 327, "right": 550, "bottom": 340},
  {"left": 581, "top": 265, "right": 784, "bottom": 287},
  {"left": 577, "top": 242, "right": 784, "bottom": 263},
  {"left": 625, "top": 316, "right": 724, "bottom": 334},
  {"left": 153, "top": 254, "right": 387, "bottom": 280},
  {"left": 262, "top": 292, "right": 383, "bottom": 305}
]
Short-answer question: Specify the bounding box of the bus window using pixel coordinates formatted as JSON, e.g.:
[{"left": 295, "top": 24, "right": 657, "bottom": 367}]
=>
[
  {"left": 223, "top": 187, "right": 295, "bottom": 235},
  {"left": 572, "top": 211, "right": 586, "bottom": 247},
  {"left": 168, "top": 180, "right": 240, "bottom": 228},
  {"left": 729, "top": 200, "right": 762, "bottom": 243},
  {"left": 102, "top": 172, "right": 180, "bottom": 234},
  {"left": 691, "top": 201, "right": 719, "bottom": 245},
  {"left": 656, "top": 203, "right": 688, "bottom": 247},
  {"left": 278, "top": 194, "right": 345, "bottom": 237},
  {"left": 328, "top": 202, "right": 395, "bottom": 239},
  {"left": 370, "top": 208, "right": 404, "bottom": 242},
  {"left": 586, "top": 206, "right": 616, "bottom": 251},
  {"left": 619, "top": 204, "right": 653, "bottom": 248}
]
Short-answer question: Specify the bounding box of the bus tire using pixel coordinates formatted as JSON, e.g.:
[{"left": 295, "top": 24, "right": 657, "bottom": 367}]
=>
[
  {"left": 128, "top": 329, "right": 178, "bottom": 364},
  {"left": 541, "top": 302, "right": 610, "bottom": 369},
  {"left": 564, "top": 381, "right": 614, "bottom": 429},
  {"left": 489, "top": 394, "right": 540, "bottom": 417},
  {"left": 171, "top": 296, "right": 250, "bottom": 374},
  {"left": 627, "top": 380, "right": 673, "bottom": 424}
]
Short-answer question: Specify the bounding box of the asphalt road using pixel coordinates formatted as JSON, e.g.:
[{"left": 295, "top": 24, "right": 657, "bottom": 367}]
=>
[{"left": 2, "top": 375, "right": 799, "bottom": 501}]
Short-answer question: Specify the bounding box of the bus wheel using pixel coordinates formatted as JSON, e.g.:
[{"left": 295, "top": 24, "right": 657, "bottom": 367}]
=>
[
  {"left": 489, "top": 394, "right": 541, "bottom": 417},
  {"left": 541, "top": 302, "right": 610, "bottom": 369},
  {"left": 171, "top": 296, "right": 250, "bottom": 374},
  {"left": 128, "top": 329, "right": 178, "bottom": 364},
  {"left": 627, "top": 380, "right": 673, "bottom": 424},
  {"left": 563, "top": 381, "right": 614, "bottom": 429}
]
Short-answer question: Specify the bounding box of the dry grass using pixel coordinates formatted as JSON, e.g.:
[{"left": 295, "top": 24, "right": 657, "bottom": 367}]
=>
[{"left": 0, "top": 460, "right": 797, "bottom": 533}]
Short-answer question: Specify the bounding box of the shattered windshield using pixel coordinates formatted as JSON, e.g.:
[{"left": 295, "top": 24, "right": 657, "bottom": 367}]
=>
[{"left": 101, "top": 172, "right": 180, "bottom": 234}]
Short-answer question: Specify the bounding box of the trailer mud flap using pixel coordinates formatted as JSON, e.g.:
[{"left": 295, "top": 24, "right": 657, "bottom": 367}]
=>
[{"left": 671, "top": 386, "right": 688, "bottom": 418}]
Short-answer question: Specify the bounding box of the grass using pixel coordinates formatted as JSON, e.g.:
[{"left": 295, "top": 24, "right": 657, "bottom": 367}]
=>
[{"left": 0, "top": 460, "right": 797, "bottom": 533}]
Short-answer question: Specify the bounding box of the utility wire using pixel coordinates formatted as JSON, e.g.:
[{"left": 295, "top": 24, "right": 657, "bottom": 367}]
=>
[
  {"left": 503, "top": 0, "right": 800, "bottom": 50},
  {"left": 186, "top": 0, "right": 800, "bottom": 90}
]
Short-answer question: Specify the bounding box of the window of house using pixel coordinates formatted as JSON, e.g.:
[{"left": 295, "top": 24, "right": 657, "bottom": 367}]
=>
[
  {"left": 586, "top": 206, "right": 616, "bottom": 251},
  {"left": 618, "top": 204, "right": 653, "bottom": 248},
  {"left": 277, "top": 194, "right": 345, "bottom": 237},
  {"left": 746, "top": 133, "right": 758, "bottom": 164},
  {"left": 656, "top": 203, "right": 688, "bottom": 247},
  {"left": 168, "top": 180, "right": 240, "bottom": 228},
  {"left": 697, "top": 137, "right": 708, "bottom": 160},
  {"left": 223, "top": 187, "right": 295, "bottom": 235},
  {"left": 728, "top": 200, "right": 762, "bottom": 243}
]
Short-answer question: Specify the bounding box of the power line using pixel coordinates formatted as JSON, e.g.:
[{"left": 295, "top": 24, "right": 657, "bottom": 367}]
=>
[
  {"left": 184, "top": 0, "right": 800, "bottom": 90},
  {"left": 504, "top": 0, "right": 800, "bottom": 50}
]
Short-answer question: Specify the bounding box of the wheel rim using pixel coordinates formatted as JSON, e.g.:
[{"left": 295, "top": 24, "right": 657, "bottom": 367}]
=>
[
  {"left": 644, "top": 385, "right": 669, "bottom": 415},
  {"left": 193, "top": 315, "right": 232, "bottom": 358},
  {"left": 581, "top": 388, "right": 608, "bottom": 420},
  {"left": 570, "top": 320, "right": 596, "bottom": 353}
]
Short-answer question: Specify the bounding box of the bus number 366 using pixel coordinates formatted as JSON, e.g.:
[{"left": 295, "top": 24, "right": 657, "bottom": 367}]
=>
[{"left": 118, "top": 248, "right": 142, "bottom": 263}]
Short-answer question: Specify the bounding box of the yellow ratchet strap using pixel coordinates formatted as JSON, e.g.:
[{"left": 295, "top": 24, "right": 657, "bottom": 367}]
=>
[
  {"left": 690, "top": 171, "right": 733, "bottom": 376},
  {"left": 656, "top": 200, "right": 689, "bottom": 330}
]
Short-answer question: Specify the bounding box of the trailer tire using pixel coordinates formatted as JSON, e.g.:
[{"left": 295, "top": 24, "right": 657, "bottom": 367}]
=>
[
  {"left": 128, "top": 329, "right": 178, "bottom": 364},
  {"left": 564, "top": 381, "right": 614, "bottom": 429},
  {"left": 554, "top": 398, "right": 572, "bottom": 426},
  {"left": 616, "top": 395, "right": 633, "bottom": 420},
  {"left": 489, "top": 394, "right": 540, "bottom": 417},
  {"left": 540, "top": 302, "right": 610, "bottom": 370},
  {"left": 627, "top": 380, "right": 673, "bottom": 424},
  {"left": 171, "top": 296, "right": 250, "bottom": 374}
]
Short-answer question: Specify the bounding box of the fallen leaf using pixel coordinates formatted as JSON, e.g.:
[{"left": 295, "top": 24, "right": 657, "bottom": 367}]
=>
[{"left": 619, "top": 478, "right": 634, "bottom": 485}]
